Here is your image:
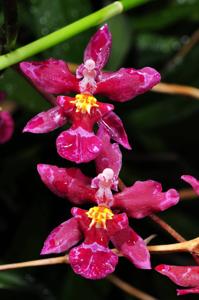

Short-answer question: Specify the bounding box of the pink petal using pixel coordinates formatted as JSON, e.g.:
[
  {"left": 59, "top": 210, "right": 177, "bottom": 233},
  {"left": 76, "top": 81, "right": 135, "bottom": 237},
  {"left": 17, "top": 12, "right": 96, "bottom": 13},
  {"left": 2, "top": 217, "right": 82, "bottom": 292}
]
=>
[
  {"left": 95, "top": 126, "right": 122, "bottom": 178},
  {"left": 83, "top": 24, "right": 112, "bottom": 71},
  {"left": 37, "top": 164, "right": 95, "bottom": 204},
  {"left": 69, "top": 242, "right": 118, "bottom": 279},
  {"left": 113, "top": 180, "right": 179, "bottom": 218},
  {"left": 41, "top": 217, "right": 81, "bottom": 254},
  {"left": 23, "top": 106, "right": 67, "bottom": 133},
  {"left": 181, "top": 175, "right": 199, "bottom": 195},
  {"left": 96, "top": 67, "right": 161, "bottom": 102},
  {"left": 156, "top": 265, "right": 199, "bottom": 294},
  {"left": 109, "top": 224, "right": 151, "bottom": 269},
  {"left": 177, "top": 287, "right": 199, "bottom": 296},
  {"left": 0, "top": 111, "right": 14, "bottom": 144},
  {"left": 99, "top": 112, "right": 131, "bottom": 149},
  {"left": 56, "top": 127, "right": 102, "bottom": 163},
  {"left": 20, "top": 59, "right": 79, "bottom": 94}
]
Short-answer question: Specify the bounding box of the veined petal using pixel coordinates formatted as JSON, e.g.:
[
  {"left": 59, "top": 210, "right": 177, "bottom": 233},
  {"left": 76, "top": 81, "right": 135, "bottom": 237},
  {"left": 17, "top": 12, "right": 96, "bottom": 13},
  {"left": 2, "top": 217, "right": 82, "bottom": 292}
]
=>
[
  {"left": 181, "top": 175, "right": 199, "bottom": 195},
  {"left": 96, "top": 67, "right": 161, "bottom": 102},
  {"left": 23, "top": 106, "right": 67, "bottom": 133},
  {"left": 56, "top": 127, "right": 102, "bottom": 163},
  {"left": 69, "top": 242, "right": 118, "bottom": 279},
  {"left": 109, "top": 224, "right": 151, "bottom": 269},
  {"left": 0, "top": 111, "right": 14, "bottom": 143},
  {"left": 96, "top": 126, "right": 122, "bottom": 178},
  {"left": 83, "top": 24, "right": 112, "bottom": 71},
  {"left": 99, "top": 111, "right": 131, "bottom": 149},
  {"left": 37, "top": 164, "right": 95, "bottom": 204},
  {"left": 20, "top": 59, "right": 79, "bottom": 94},
  {"left": 156, "top": 265, "right": 199, "bottom": 295},
  {"left": 41, "top": 217, "right": 81, "bottom": 254},
  {"left": 113, "top": 180, "right": 179, "bottom": 218}
]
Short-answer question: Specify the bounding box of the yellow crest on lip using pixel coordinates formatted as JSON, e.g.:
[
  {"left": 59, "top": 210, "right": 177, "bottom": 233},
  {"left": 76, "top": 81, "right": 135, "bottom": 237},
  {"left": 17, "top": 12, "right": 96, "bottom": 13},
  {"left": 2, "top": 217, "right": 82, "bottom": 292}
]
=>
[
  {"left": 70, "top": 94, "right": 99, "bottom": 114},
  {"left": 86, "top": 206, "right": 114, "bottom": 229}
]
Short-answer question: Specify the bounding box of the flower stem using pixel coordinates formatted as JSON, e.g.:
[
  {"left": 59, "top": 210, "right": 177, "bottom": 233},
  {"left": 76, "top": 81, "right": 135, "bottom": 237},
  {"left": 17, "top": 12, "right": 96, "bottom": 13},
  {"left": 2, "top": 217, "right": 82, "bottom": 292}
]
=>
[
  {"left": 149, "top": 214, "right": 185, "bottom": 243},
  {"left": 107, "top": 275, "right": 157, "bottom": 300},
  {"left": 0, "top": 238, "right": 199, "bottom": 271},
  {"left": 0, "top": 1, "right": 148, "bottom": 70},
  {"left": 148, "top": 237, "right": 199, "bottom": 255}
]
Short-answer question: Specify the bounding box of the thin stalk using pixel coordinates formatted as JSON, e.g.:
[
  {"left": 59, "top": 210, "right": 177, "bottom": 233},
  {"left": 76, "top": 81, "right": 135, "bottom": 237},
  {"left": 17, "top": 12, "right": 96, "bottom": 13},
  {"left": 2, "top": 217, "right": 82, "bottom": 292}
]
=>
[
  {"left": 0, "top": 1, "right": 148, "bottom": 70},
  {"left": 0, "top": 238, "right": 199, "bottom": 271}
]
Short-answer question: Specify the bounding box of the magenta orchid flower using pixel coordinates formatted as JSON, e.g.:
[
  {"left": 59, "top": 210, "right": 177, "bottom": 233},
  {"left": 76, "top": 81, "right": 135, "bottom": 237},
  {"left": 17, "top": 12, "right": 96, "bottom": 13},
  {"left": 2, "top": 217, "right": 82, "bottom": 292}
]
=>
[
  {"left": 155, "top": 265, "right": 199, "bottom": 295},
  {"left": 21, "top": 24, "right": 160, "bottom": 163},
  {"left": 39, "top": 166, "right": 179, "bottom": 279},
  {"left": 0, "top": 92, "right": 14, "bottom": 144},
  {"left": 41, "top": 206, "right": 151, "bottom": 279}
]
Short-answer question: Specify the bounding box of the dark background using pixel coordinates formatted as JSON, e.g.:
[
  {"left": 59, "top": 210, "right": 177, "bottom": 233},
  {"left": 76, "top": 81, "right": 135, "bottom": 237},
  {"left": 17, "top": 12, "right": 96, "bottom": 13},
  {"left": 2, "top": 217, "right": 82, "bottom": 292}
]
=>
[{"left": 0, "top": 0, "right": 199, "bottom": 299}]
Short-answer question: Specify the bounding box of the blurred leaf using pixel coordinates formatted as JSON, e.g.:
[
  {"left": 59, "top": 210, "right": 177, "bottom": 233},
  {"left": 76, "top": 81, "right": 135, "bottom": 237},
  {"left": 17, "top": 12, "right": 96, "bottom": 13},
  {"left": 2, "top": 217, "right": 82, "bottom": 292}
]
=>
[
  {"left": 132, "top": 2, "right": 199, "bottom": 31},
  {"left": 107, "top": 14, "right": 132, "bottom": 69},
  {"left": 0, "top": 272, "right": 27, "bottom": 289},
  {"left": 0, "top": 69, "right": 49, "bottom": 112}
]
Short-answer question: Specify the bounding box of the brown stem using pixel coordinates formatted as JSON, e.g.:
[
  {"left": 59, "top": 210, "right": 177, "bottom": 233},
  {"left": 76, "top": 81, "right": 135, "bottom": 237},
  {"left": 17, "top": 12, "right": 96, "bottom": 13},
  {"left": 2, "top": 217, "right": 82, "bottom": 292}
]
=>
[
  {"left": 107, "top": 275, "right": 157, "bottom": 300},
  {"left": 149, "top": 214, "right": 185, "bottom": 243},
  {"left": 0, "top": 255, "right": 68, "bottom": 271},
  {"left": 180, "top": 188, "right": 198, "bottom": 200},
  {"left": 152, "top": 82, "right": 199, "bottom": 100},
  {"left": 1, "top": 237, "right": 199, "bottom": 271},
  {"left": 148, "top": 237, "right": 199, "bottom": 255}
]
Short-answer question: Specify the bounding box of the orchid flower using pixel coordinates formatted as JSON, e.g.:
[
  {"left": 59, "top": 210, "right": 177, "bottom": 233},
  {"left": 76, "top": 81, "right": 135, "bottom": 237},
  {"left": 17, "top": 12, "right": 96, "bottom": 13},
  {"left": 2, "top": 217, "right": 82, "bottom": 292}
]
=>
[
  {"left": 21, "top": 24, "right": 160, "bottom": 163},
  {"left": 39, "top": 166, "right": 179, "bottom": 279}
]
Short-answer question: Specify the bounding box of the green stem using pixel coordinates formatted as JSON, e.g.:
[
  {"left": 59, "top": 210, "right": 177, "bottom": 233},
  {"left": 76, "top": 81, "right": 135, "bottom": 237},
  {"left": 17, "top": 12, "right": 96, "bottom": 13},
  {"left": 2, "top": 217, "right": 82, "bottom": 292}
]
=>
[{"left": 0, "top": 0, "right": 149, "bottom": 70}]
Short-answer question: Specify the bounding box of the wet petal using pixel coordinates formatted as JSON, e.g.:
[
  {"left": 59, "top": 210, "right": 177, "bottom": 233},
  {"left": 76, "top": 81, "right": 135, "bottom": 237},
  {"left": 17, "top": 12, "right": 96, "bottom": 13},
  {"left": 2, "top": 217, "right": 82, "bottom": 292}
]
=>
[
  {"left": 110, "top": 225, "right": 151, "bottom": 269},
  {"left": 83, "top": 24, "right": 112, "bottom": 71},
  {"left": 181, "top": 175, "right": 199, "bottom": 195},
  {"left": 96, "top": 67, "right": 161, "bottom": 102},
  {"left": 37, "top": 164, "right": 95, "bottom": 204},
  {"left": 23, "top": 106, "right": 67, "bottom": 133},
  {"left": 69, "top": 242, "right": 118, "bottom": 279},
  {"left": 96, "top": 126, "right": 122, "bottom": 178},
  {"left": 177, "top": 287, "right": 199, "bottom": 296},
  {"left": 56, "top": 127, "right": 102, "bottom": 163},
  {"left": 99, "top": 111, "right": 131, "bottom": 149},
  {"left": 113, "top": 180, "right": 179, "bottom": 218},
  {"left": 41, "top": 217, "right": 81, "bottom": 254},
  {"left": 20, "top": 59, "right": 79, "bottom": 94},
  {"left": 0, "top": 111, "right": 14, "bottom": 144},
  {"left": 156, "top": 265, "right": 199, "bottom": 295}
]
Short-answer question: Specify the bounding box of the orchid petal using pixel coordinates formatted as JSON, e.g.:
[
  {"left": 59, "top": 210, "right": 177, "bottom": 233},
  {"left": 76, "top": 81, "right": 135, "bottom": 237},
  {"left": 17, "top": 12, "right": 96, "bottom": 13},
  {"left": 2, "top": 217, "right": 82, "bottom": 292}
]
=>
[
  {"left": 23, "top": 106, "right": 67, "bottom": 133},
  {"left": 56, "top": 127, "right": 102, "bottom": 163},
  {"left": 0, "top": 111, "right": 14, "bottom": 144},
  {"left": 37, "top": 164, "right": 95, "bottom": 204},
  {"left": 109, "top": 222, "right": 151, "bottom": 269},
  {"left": 41, "top": 217, "right": 81, "bottom": 254},
  {"left": 156, "top": 265, "right": 199, "bottom": 295},
  {"left": 83, "top": 24, "right": 112, "bottom": 71},
  {"left": 96, "top": 126, "right": 122, "bottom": 178},
  {"left": 99, "top": 111, "right": 131, "bottom": 149},
  {"left": 20, "top": 59, "right": 79, "bottom": 94},
  {"left": 96, "top": 67, "right": 161, "bottom": 102},
  {"left": 181, "top": 175, "right": 199, "bottom": 195},
  {"left": 69, "top": 242, "right": 118, "bottom": 279},
  {"left": 177, "top": 287, "right": 199, "bottom": 296},
  {"left": 113, "top": 180, "right": 179, "bottom": 218}
]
